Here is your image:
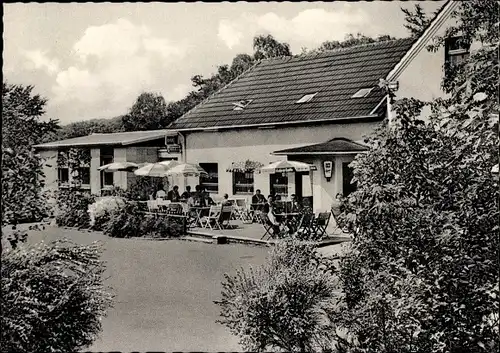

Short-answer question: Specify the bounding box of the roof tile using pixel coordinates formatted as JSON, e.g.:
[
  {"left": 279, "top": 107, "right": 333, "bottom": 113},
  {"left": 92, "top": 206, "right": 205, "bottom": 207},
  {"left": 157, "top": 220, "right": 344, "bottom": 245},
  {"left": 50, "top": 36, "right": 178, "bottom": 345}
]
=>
[{"left": 170, "top": 38, "right": 415, "bottom": 130}]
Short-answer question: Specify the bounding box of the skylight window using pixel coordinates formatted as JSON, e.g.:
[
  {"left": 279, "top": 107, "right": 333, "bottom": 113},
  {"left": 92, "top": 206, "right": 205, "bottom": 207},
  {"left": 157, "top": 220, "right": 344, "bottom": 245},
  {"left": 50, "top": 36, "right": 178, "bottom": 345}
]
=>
[
  {"left": 232, "top": 99, "right": 253, "bottom": 111},
  {"left": 351, "top": 87, "right": 373, "bottom": 98},
  {"left": 295, "top": 93, "right": 318, "bottom": 104}
]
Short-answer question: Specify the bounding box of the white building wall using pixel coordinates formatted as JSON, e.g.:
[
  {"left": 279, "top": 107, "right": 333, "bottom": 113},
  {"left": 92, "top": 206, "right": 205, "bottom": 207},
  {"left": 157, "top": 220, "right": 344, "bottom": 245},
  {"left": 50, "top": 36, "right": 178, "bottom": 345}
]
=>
[{"left": 184, "top": 121, "right": 379, "bottom": 210}]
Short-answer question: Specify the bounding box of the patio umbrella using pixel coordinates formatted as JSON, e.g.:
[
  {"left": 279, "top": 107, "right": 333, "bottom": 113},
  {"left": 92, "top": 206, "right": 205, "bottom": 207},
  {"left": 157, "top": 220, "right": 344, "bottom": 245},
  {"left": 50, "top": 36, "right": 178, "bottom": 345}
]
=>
[
  {"left": 98, "top": 161, "right": 139, "bottom": 172},
  {"left": 165, "top": 163, "right": 208, "bottom": 177},
  {"left": 258, "top": 160, "right": 316, "bottom": 173},
  {"left": 134, "top": 162, "right": 175, "bottom": 177}
]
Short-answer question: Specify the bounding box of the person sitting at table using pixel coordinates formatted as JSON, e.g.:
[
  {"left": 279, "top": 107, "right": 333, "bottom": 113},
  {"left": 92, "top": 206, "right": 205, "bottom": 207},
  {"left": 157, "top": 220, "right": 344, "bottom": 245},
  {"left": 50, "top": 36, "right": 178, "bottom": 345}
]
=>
[
  {"left": 193, "top": 185, "right": 206, "bottom": 207},
  {"left": 222, "top": 193, "right": 232, "bottom": 206},
  {"left": 263, "top": 195, "right": 281, "bottom": 235},
  {"left": 154, "top": 183, "right": 166, "bottom": 199},
  {"left": 181, "top": 185, "right": 192, "bottom": 200},
  {"left": 252, "top": 189, "right": 266, "bottom": 205},
  {"left": 290, "top": 194, "right": 302, "bottom": 212},
  {"left": 167, "top": 185, "right": 181, "bottom": 202}
]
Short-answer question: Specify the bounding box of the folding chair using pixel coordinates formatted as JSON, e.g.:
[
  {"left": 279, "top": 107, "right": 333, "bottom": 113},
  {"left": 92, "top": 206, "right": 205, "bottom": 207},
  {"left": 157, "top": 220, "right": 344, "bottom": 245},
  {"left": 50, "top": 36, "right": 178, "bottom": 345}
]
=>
[
  {"left": 234, "top": 199, "right": 253, "bottom": 224},
  {"left": 200, "top": 205, "right": 222, "bottom": 230},
  {"left": 331, "top": 206, "right": 350, "bottom": 234},
  {"left": 311, "top": 212, "right": 331, "bottom": 239},
  {"left": 295, "top": 212, "right": 315, "bottom": 237},
  {"left": 219, "top": 205, "right": 233, "bottom": 229},
  {"left": 259, "top": 212, "right": 279, "bottom": 240}
]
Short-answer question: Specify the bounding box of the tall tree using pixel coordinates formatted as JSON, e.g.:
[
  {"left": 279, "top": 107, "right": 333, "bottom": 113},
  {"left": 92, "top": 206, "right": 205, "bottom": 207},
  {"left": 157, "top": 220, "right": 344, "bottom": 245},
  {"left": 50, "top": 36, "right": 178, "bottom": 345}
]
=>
[
  {"left": 1, "top": 82, "right": 60, "bottom": 227},
  {"left": 122, "top": 92, "right": 170, "bottom": 131},
  {"left": 253, "top": 34, "right": 292, "bottom": 60},
  {"left": 401, "top": 3, "right": 433, "bottom": 37},
  {"left": 2, "top": 82, "right": 60, "bottom": 150}
]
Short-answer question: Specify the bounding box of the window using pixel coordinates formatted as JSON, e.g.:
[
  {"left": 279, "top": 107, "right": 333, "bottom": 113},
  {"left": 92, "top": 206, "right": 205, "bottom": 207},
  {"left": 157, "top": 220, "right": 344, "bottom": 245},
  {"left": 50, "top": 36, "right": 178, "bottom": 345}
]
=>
[
  {"left": 232, "top": 99, "right": 253, "bottom": 111},
  {"left": 351, "top": 87, "right": 373, "bottom": 98},
  {"left": 445, "top": 36, "right": 470, "bottom": 66},
  {"left": 200, "top": 163, "right": 218, "bottom": 193},
  {"left": 58, "top": 168, "right": 69, "bottom": 185},
  {"left": 103, "top": 171, "right": 114, "bottom": 186},
  {"left": 100, "top": 147, "right": 114, "bottom": 188},
  {"left": 79, "top": 167, "right": 91, "bottom": 185},
  {"left": 233, "top": 171, "right": 254, "bottom": 194},
  {"left": 270, "top": 173, "right": 288, "bottom": 197},
  {"left": 295, "top": 93, "right": 318, "bottom": 104}
]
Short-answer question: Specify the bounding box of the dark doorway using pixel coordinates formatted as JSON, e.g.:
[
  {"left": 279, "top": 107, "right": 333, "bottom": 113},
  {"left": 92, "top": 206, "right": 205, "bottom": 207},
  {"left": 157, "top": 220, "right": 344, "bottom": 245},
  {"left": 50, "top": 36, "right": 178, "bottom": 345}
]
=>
[{"left": 342, "top": 162, "right": 357, "bottom": 196}]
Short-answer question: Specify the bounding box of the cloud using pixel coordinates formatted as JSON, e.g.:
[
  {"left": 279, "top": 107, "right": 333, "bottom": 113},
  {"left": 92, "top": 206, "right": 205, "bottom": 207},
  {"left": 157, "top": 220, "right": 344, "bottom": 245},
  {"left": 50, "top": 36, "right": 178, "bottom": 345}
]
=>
[
  {"left": 50, "top": 18, "right": 188, "bottom": 120},
  {"left": 21, "top": 49, "right": 60, "bottom": 75},
  {"left": 217, "top": 6, "right": 381, "bottom": 50},
  {"left": 218, "top": 20, "right": 244, "bottom": 49}
]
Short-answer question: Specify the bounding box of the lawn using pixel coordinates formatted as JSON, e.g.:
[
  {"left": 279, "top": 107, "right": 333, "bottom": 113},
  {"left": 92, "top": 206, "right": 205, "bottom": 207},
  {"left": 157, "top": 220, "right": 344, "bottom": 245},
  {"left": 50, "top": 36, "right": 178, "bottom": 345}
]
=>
[{"left": 22, "top": 226, "right": 270, "bottom": 351}]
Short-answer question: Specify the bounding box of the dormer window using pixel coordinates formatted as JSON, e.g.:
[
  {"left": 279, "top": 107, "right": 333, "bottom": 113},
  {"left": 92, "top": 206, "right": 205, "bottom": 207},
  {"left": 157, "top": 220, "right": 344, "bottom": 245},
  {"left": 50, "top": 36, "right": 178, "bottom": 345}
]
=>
[
  {"left": 232, "top": 99, "right": 253, "bottom": 111},
  {"left": 351, "top": 87, "right": 373, "bottom": 98},
  {"left": 445, "top": 36, "right": 470, "bottom": 66},
  {"left": 296, "top": 93, "right": 317, "bottom": 104}
]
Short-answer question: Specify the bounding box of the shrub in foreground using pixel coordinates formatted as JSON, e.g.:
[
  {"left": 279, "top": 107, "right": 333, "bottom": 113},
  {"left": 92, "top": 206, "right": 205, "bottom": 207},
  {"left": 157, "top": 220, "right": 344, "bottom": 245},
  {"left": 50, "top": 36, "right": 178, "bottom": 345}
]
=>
[
  {"left": 1, "top": 239, "right": 114, "bottom": 352},
  {"left": 216, "top": 240, "right": 338, "bottom": 352},
  {"left": 55, "top": 189, "right": 95, "bottom": 229},
  {"left": 104, "top": 202, "right": 184, "bottom": 238},
  {"left": 88, "top": 196, "right": 126, "bottom": 231}
]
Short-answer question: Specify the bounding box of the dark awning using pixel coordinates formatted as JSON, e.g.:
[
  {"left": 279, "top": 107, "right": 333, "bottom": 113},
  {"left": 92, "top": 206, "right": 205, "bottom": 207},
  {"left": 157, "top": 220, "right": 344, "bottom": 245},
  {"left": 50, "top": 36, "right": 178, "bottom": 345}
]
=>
[
  {"left": 273, "top": 137, "right": 369, "bottom": 155},
  {"left": 226, "top": 160, "right": 264, "bottom": 172}
]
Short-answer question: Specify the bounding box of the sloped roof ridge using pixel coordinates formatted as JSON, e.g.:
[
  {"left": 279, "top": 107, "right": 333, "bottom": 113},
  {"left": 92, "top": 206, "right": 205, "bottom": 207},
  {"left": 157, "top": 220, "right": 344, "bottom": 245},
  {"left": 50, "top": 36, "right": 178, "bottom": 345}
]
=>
[
  {"left": 258, "top": 37, "right": 415, "bottom": 63},
  {"left": 174, "top": 59, "right": 264, "bottom": 123},
  {"left": 90, "top": 128, "right": 174, "bottom": 135}
]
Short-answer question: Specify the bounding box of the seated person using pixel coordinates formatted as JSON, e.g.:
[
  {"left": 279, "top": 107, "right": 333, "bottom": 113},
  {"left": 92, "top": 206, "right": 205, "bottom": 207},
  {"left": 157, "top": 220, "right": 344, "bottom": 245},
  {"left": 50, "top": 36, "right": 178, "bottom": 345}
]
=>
[
  {"left": 264, "top": 196, "right": 281, "bottom": 235},
  {"left": 193, "top": 185, "right": 206, "bottom": 207},
  {"left": 222, "top": 193, "right": 232, "bottom": 206},
  {"left": 167, "top": 185, "right": 181, "bottom": 202},
  {"left": 154, "top": 183, "right": 166, "bottom": 199},
  {"left": 290, "top": 194, "right": 302, "bottom": 212},
  {"left": 181, "top": 185, "right": 192, "bottom": 200},
  {"left": 252, "top": 189, "right": 266, "bottom": 204}
]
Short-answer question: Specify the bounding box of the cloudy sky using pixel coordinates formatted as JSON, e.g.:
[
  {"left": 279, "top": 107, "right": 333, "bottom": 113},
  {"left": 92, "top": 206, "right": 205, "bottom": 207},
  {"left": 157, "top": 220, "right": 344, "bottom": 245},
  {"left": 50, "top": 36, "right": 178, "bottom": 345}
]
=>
[{"left": 3, "top": 1, "right": 444, "bottom": 125}]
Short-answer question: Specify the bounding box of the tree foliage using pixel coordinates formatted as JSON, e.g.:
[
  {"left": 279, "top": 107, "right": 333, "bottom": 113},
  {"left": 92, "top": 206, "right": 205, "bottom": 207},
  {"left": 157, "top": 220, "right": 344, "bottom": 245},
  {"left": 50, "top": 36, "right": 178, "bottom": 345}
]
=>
[
  {"left": 253, "top": 34, "right": 292, "bottom": 60},
  {"left": 1, "top": 83, "right": 59, "bottom": 229},
  {"left": 315, "top": 33, "right": 396, "bottom": 53},
  {"left": 216, "top": 240, "right": 338, "bottom": 352},
  {"left": 1, "top": 239, "right": 113, "bottom": 352},
  {"left": 401, "top": 4, "right": 434, "bottom": 37},
  {"left": 122, "top": 92, "right": 171, "bottom": 131},
  {"left": 333, "top": 2, "right": 499, "bottom": 351}
]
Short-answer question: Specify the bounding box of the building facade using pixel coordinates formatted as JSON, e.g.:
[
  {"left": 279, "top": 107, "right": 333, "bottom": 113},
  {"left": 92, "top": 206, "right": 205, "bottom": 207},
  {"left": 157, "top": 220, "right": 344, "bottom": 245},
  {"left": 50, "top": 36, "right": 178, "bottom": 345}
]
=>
[{"left": 36, "top": 0, "right": 471, "bottom": 213}]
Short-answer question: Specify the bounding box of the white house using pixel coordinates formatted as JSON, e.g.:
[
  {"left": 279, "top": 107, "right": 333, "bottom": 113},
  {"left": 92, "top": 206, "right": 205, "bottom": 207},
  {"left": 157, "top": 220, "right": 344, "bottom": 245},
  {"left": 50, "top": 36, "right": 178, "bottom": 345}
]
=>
[{"left": 35, "top": 0, "right": 473, "bottom": 213}]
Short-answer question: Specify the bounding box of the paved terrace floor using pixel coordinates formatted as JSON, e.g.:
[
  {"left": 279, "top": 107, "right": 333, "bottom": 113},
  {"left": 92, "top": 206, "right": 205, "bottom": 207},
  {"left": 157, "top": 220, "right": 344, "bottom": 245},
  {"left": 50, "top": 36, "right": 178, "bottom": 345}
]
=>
[{"left": 188, "top": 217, "right": 352, "bottom": 243}]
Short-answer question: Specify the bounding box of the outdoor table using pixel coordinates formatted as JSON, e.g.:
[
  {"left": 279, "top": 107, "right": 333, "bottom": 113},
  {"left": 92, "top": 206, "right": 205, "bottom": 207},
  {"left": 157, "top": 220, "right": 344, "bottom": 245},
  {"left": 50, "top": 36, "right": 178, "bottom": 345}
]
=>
[{"left": 189, "top": 206, "right": 211, "bottom": 227}]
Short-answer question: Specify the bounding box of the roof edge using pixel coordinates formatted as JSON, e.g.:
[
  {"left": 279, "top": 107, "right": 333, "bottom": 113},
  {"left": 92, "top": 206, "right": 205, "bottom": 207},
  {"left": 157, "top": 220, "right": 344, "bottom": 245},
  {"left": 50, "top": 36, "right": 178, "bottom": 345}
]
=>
[
  {"left": 272, "top": 137, "right": 370, "bottom": 155},
  {"left": 386, "top": 0, "right": 459, "bottom": 82},
  {"left": 173, "top": 114, "right": 381, "bottom": 132}
]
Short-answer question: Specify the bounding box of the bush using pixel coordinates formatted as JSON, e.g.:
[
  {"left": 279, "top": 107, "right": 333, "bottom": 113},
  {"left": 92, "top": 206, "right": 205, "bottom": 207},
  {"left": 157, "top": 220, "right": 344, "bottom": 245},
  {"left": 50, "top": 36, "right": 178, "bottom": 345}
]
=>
[
  {"left": 332, "top": 96, "right": 499, "bottom": 352},
  {"left": 88, "top": 196, "right": 126, "bottom": 231},
  {"left": 55, "top": 189, "right": 95, "bottom": 229},
  {"left": 1, "top": 239, "right": 114, "bottom": 352},
  {"left": 103, "top": 202, "right": 184, "bottom": 238},
  {"left": 216, "top": 240, "right": 338, "bottom": 352}
]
